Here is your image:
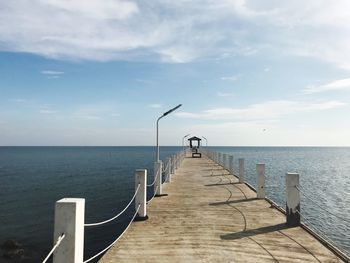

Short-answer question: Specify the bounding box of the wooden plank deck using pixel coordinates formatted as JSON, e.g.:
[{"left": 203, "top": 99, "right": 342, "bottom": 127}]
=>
[{"left": 99, "top": 156, "right": 343, "bottom": 263}]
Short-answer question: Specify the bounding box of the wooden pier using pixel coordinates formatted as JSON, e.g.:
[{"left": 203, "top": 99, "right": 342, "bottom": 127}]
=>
[{"left": 99, "top": 156, "right": 344, "bottom": 263}]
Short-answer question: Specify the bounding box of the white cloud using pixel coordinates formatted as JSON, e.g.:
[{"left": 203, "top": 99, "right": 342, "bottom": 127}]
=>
[
  {"left": 304, "top": 78, "right": 350, "bottom": 94},
  {"left": 39, "top": 109, "right": 58, "bottom": 114},
  {"left": 221, "top": 76, "right": 239, "bottom": 81},
  {"left": 176, "top": 112, "right": 201, "bottom": 118},
  {"left": 41, "top": 70, "right": 64, "bottom": 79},
  {"left": 8, "top": 98, "right": 27, "bottom": 103},
  {"left": 217, "top": 92, "right": 234, "bottom": 97},
  {"left": 135, "top": 79, "right": 153, "bottom": 84},
  {"left": 1, "top": 1, "right": 350, "bottom": 67},
  {"left": 40, "top": 70, "right": 64, "bottom": 75},
  {"left": 175, "top": 100, "right": 346, "bottom": 120},
  {"left": 44, "top": 0, "right": 138, "bottom": 20},
  {"left": 73, "top": 115, "right": 101, "bottom": 120},
  {"left": 147, "top": 104, "right": 162, "bottom": 108},
  {"left": 71, "top": 104, "right": 118, "bottom": 120}
]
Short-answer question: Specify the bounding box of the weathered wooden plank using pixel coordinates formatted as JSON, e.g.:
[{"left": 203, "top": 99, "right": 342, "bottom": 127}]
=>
[{"left": 99, "top": 156, "right": 343, "bottom": 263}]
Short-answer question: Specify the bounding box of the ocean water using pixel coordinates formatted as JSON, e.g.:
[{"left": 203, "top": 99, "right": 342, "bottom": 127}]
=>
[
  {"left": 0, "top": 147, "right": 349, "bottom": 262},
  {"left": 0, "top": 146, "right": 181, "bottom": 263},
  {"left": 211, "top": 146, "right": 350, "bottom": 257}
]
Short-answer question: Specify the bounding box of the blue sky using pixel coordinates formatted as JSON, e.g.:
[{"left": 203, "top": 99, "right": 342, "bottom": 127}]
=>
[{"left": 1, "top": 0, "right": 350, "bottom": 146}]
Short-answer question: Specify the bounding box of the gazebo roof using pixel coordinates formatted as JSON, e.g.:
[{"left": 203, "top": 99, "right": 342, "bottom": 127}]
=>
[{"left": 188, "top": 136, "right": 202, "bottom": 141}]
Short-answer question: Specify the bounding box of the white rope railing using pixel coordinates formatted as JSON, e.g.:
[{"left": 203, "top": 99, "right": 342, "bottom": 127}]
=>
[
  {"left": 163, "top": 160, "right": 170, "bottom": 173},
  {"left": 83, "top": 204, "right": 141, "bottom": 263},
  {"left": 85, "top": 184, "right": 140, "bottom": 227},
  {"left": 164, "top": 167, "right": 171, "bottom": 182},
  {"left": 296, "top": 210, "right": 340, "bottom": 249},
  {"left": 42, "top": 233, "right": 65, "bottom": 263},
  {"left": 295, "top": 210, "right": 330, "bottom": 237},
  {"left": 48, "top": 152, "right": 187, "bottom": 262},
  {"left": 147, "top": 168, "right": 160, "bottom": 187},
  {"left": 295, "top": 186, "right": 350, "bottom": 224},
  {"left": 147, "top": 185, "right": 158, "bottom": 204}
]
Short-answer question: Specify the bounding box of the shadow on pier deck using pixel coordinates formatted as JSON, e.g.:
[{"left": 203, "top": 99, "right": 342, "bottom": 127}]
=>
[{"left": 99, "top": 156, "right": 343, "bottom": 263}]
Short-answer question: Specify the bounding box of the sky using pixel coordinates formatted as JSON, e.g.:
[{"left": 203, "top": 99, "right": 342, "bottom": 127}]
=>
[{"left": 1, "top": 0, "right": 350, "bottom": 146}]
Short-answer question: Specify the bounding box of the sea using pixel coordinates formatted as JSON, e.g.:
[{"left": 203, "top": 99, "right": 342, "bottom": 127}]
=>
[{"left": 0, "top": 146, "right": 349, "bottom": 262}]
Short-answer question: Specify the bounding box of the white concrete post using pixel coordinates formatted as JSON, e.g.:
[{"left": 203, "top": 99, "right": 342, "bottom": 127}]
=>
[
  {"left": 168, "top": 157, "right": 172, "bottom": 176},
  {"left": 286, "top": 173, "right": 300, "bottom": 226},
  {"left": 154, "top": 161, "right": 162, "bottom": 196},
  {"left": 229, "top": 155, "right": 234, "bottom": 175},
  {"left": 256, "top": 164, "right": 265, "bottom": 199},
  {"left": 135, "top": 169, "right": 147, "bottom": 218},
  {"left": 223, "top": 154, "right": 227, "bottom": 169},
  {"left": 165, "top": 158, "right": 171, "bottom": 183},
  {"left": 53, "top": 198, "right": 85, "bottom": 263},
  {"left": 171, "top": 155, "right": 175, "bottom": 174},
  {"left": 175, "top": 154, "right": 179, "bottom": 170},
  {"left": 239, "top": 158, "right": 245, "bottom": 183}
]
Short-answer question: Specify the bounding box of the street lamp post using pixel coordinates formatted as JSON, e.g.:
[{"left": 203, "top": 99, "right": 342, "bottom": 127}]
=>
[
  {"left": 154, "top": 104, "right": 182, "bottom": 196},
  {"left": 202, "top": 136, "right": 208, "bottom": 147},
  {"left": 156, "top": 104, "right": 182, "bottom": 161}
]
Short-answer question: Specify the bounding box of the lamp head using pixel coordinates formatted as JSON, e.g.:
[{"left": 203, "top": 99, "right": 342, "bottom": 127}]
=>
[{"left": 163, "top": 104, "right": 182, "bottom": 116}]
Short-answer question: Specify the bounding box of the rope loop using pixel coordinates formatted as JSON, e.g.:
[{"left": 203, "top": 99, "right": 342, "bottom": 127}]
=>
[
  {"left": 85, "top": 184, "right": 140, "bottom": 227},
  {"left": 147, "top": 185, "right": 158, "bottom": 204},
  {"left": 83, "top": 204, "right": 141, "bottom": 263},
  {"left": 42, "top": 233, "right": 65, "bottom": 263},
  {"left": 295, "top": 185, "right": 350, "bottom": 224},
  {"left": 147, "top": 167, "right": 160, "bottom": 187},
  {"left": 163, "top": 159, "right": 171, "bottom": 173}
]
